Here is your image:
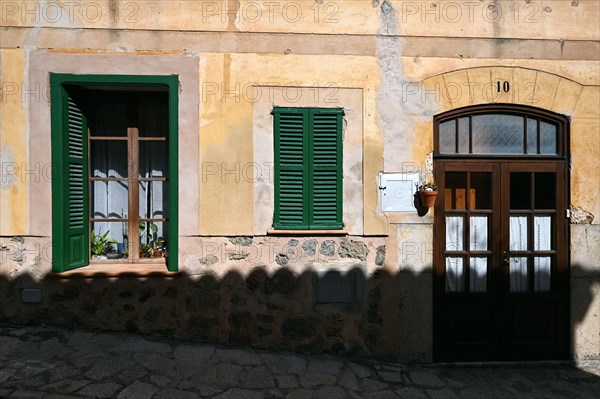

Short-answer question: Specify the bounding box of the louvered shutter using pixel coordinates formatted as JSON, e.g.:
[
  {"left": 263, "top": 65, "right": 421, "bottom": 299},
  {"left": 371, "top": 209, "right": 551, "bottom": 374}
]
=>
[
  {"left": 274, "top": 108, "right": 309, "bottom": 229},
  {"left": 273, "top": 107, "right": 343, "bottom": 230},
  {"left": 52, "top": 85, "right": 89, "bottom": 271},
  {"left": 309, "top": 109, "right": 343, "bottom": 229}
]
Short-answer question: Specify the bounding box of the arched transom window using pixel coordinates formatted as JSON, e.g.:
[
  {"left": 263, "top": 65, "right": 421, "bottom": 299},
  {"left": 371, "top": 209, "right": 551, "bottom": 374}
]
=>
[{"left": 435, "top": 105, "right": 568, "bottom": 157}]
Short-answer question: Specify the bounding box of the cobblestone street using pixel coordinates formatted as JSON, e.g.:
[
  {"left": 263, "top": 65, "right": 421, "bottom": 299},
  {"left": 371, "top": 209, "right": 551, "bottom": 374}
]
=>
[{"left": 1, "top": 324, "right": 599, "bottom": 398}]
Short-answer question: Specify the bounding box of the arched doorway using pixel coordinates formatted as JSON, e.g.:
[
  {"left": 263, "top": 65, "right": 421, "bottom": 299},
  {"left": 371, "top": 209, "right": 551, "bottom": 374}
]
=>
[{"left": 433, "top": 104, "right": 570, "bottom": 361}]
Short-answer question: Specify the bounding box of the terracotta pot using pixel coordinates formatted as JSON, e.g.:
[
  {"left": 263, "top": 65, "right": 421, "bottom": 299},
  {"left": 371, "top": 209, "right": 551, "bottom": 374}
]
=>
[{"left": 419, "top": 190, "right": 438, "bottom": 207}]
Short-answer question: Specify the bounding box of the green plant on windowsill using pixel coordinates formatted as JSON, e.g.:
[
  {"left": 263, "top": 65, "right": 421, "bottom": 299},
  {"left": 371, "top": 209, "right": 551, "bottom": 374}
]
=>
[
  {"left": 139, "top": 222, "right": 159, "bottom": 258},
  {"left": 91, "top": 230, "right": 118, "bottom": 258},
  {"left": 139, "top": 243, "right": 153, "bottom": 258}
]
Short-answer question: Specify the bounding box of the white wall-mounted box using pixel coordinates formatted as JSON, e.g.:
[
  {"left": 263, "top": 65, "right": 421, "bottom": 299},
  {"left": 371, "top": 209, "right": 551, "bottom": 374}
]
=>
[{"left": 379, "top": 173, "right": 420, "bottom": 212}]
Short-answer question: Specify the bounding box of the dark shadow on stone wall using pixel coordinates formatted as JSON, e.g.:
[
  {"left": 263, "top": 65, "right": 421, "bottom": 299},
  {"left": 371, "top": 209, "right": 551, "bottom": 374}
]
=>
[
  {"left": 0, "top": 265, "right": 435, "bottom": 363},
  {"left": 0, "top": 263, "right": 596, "bottom": 364}
]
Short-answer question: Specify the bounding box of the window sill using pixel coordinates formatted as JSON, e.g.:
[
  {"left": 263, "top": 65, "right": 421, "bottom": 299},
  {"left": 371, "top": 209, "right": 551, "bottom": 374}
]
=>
[
  {"left": 54, "top": 262, "right": 179, "bottom": 278},
  {"left": 267, "top": 228, "right": 349, "bottom": 236}
]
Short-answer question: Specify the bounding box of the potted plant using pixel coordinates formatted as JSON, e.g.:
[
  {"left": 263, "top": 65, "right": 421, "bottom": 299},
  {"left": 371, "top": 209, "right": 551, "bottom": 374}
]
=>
[
  {"left": 139, "top": 243, "right": 153, "bottom": 258},
  {"left": 154, "top": 237, "right": 166, "bottom": 258},
  {"left": 139, "top": 222, "right": 158, "bottom": 258},
  {"left": 418, "top": 181, "right": 438, "bottom": 208},
  {"left": 91, "top": 230, "right": 118, "bottom": 260}
]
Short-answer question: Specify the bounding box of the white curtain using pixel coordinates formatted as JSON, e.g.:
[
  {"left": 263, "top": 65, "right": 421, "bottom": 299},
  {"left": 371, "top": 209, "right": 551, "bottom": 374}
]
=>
[
  {"left": 509, "top": 216, "right": 528, "bottom": 251},
  {"left": 509, "top": 216, "right": 529, "bottom": 291},
  {"left": 446, "top": 216, "right": 464, "bottom": 251},
  {"left": 510, "top": 257, "right": 528, "bottom": 292},
  {"left": 91, "top": 142, "right": 128, "bottom": 244},
  {"left": 533, "top": 216, "right": 552, "bottom": 291},
  {"left": 470, "top": 216, "right": 488, "bottom": 251},
  {"left": 446, "top": 257, "right": 464, "bottom": 292},
  {"left": 534, "top": 216, "right": 551, "bottom": 250},
  {"left": 139, "top": 142, "right": 167, "bottom": 241},
  {"left": 470, "top": 257, "right": 487, "bottom": 292}
]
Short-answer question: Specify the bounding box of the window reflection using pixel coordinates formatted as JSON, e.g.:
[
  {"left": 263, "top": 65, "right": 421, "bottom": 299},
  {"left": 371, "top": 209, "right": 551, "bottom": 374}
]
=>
[
  {"left": 510, "top": 173, "right": 531, "bottom": 209},
  {"left": 470, "top": 173, "right": 491, "bottom": 209},
  {"left": 445, "top": 172, "right": 466, "bottom": 210}
]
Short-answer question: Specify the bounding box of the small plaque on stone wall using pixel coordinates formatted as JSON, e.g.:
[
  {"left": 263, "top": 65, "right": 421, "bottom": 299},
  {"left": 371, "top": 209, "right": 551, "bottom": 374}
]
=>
[{"left": 317, "top": 270, "right": 357, "bottom": 303}]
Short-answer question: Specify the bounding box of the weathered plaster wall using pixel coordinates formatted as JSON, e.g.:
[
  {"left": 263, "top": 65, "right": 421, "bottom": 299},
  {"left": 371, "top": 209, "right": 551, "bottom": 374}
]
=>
[
  {"left": 252, "top": 87, "right": 364, "bottom": 235},
  {"left": 25, "top": 51, "right": 200, "bottom": 237},
  {"left": 199, "top": 53, "right": 385, "bottom": 236},
  {"left": 0, "top": 0, "right": 598, "bottom": 362},
  {"left": 2, "top": 0, "right": 598, "bottom": 40},
  {"left": 0, "top": 49, "right": 28, "bottom": 235},
  {"left": 570, "top": 225, "right": 600, "bottom": 360}
]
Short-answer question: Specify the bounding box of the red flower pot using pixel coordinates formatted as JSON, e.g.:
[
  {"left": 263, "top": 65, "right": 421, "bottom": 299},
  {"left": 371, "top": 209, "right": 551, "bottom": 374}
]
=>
[{"left": 419, "top": 190, "right": 438, "bottom": 207}]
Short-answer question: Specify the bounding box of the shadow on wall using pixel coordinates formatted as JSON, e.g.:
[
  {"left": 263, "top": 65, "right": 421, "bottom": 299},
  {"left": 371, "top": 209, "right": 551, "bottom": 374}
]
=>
[
  {"left": 570, "top": 262, "right": 600, "bottom": 360},
  {"left": 0, "top": 265, "right": 433, "bottom": 363},
  {"left": 0, "top": 262, "right": 597, "bottom": 363}
]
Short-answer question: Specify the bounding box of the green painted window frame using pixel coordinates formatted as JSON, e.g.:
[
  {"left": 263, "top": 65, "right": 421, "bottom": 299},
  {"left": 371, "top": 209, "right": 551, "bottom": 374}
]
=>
[
  {"left": 273, "top": 107, "right": 344, "bottom": 230},
  {"left": 50, "top": 74, "right": 179, "bottom": 272}
]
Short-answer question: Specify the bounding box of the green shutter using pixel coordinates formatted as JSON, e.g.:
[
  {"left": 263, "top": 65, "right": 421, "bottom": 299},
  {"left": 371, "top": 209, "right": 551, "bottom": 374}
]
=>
[
  {"left": 274, "top": 108, "right": 309, "bottom": 229},
  {"left": 166, "top": 76, "right": 179, "bottom": 271},
  {"left": 273, "top": 107, "right": 343, "bottom": 230},
  {"left": 309, "top": 109, "right": 343, "bottom": 229},
  {"left": 51, "top": 82, "right": 89, "bottom": 271}
]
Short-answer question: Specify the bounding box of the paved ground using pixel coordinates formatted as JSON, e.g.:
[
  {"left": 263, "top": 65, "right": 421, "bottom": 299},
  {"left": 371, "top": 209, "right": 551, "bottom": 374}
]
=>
[{"left": 1, "top": 324, "right": 599, "bottom": 399}]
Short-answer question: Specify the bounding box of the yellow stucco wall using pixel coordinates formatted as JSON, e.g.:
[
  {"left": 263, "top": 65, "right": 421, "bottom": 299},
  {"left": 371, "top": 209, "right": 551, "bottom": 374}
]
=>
[
  {"left": 198, "top": 52, "right": 386, "bottom": 235},
  {"left": 0, "top": 49, "right": 28, "bottom": 235},
  {"left": 2, "top": 1, "right": 598, "bottom": 40}
]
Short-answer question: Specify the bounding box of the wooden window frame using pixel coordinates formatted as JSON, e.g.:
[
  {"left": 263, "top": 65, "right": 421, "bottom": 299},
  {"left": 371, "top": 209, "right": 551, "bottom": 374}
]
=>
[
  {"left": 50, "top": 74, "right": 179, "bottom": 272},
  {"left": 434, "top": 104, "right": 569, "bottom": 159}
]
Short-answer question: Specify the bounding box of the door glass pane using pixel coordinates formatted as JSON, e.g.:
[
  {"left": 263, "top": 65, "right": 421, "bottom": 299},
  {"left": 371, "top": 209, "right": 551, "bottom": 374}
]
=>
[
  {"left": 446, "top": 257, "right": 465, "bottom": 292},
  {"left": 139, "top": 181, "right": 168, "bottom": 219},
  {"left": 526, "top": 118, "right": 538, "bottom": 154},
  {"left": 472, "top": 114, "right": 524, "bottom": 154},
  {"left": 91, "top": 222, "right": 128, "bottom": 260},
  {"left": 470, "top": 216, "right": 488, "bottom": 251},
  {"left": 510, "top": 216, "right": 528, "bottom": 251},
  {"left": 510, "top": 257, "right": 528, "bottom": 292},
  {"left": 470, "top": 173, "right": 491, "bottom": 209},
  {"left": 534, "top": 173, "right": 556, "bottom": 209},
  {"left": 458, "top": 117, "right": 469, "bottom": 153},
  {"left": 534, "top": 256, "right": 551, "bottom": 291},
  {"left": 540, "top": 121, "right": 557, "bottom": 154},
  {"left": 510, "top": 172, "right": 530, "bottom": 209},
  {"left": 446, "top": 216, "right": 464, "bottom": 251},
  {"left": 91, "top": 181, "right": 128, "bottom": 219},
  {"left": 534, "top": 216, "right": 552, "bottom": 251},
  {"left": 445, "top": 172, "right": 466, "bottom": 210},
  {"left": 90, "top": 141, "right": 128, "bottom": 178},
  {"left": 470, "top": 257, "right": 487, "bottom": 292},
  {"left": 439, "top": 120, "right": 455, "bottom": 153}
]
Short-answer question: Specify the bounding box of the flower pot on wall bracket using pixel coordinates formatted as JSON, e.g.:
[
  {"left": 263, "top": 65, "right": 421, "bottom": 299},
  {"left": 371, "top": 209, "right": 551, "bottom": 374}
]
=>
[{"left": 419, "top": 190, "right": 438, "bottom": 208}]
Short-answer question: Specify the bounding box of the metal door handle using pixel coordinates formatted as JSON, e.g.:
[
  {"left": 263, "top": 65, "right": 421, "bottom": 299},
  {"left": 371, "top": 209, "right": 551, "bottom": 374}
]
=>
[{"left": 503, "top": 251, "right": 510, "bottom": 271}]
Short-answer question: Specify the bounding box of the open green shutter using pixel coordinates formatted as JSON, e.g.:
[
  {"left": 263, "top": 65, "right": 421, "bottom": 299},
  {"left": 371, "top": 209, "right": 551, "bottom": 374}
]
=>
[
  {"left": 274, "top": 108, "right": 309, "bottom": 229},
  {"left": 52, "top": 82, "right": 89, "bottom": 271},
  {"left": 309, "top": 109, "right": 343, "bottom": 229}
]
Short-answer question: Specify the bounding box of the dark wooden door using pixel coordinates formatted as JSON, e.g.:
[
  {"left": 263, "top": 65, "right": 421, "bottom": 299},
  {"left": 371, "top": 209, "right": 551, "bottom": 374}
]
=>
[{"left": 434, "top": 160, "right": 569, "bottom": 361}]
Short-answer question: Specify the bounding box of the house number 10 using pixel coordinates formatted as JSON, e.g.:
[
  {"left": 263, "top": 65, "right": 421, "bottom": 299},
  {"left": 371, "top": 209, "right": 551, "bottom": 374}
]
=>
[{"left": 497, "top": 81, "right": 510, "bottom": 93}]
